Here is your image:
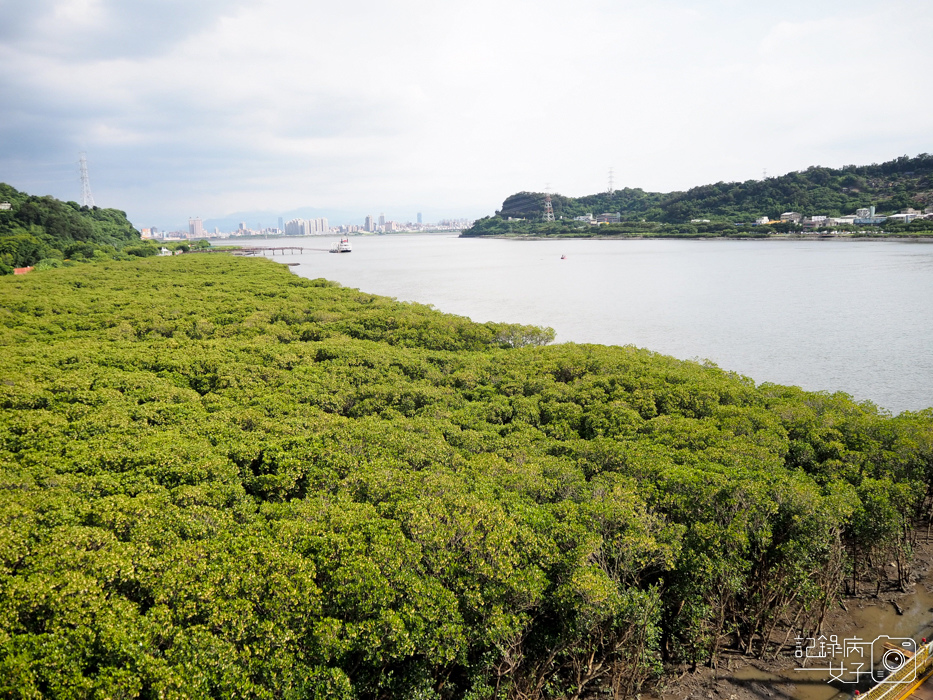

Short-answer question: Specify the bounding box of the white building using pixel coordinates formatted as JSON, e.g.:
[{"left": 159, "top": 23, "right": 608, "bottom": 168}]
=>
[
  {"left": 284, "top": 219, "right": 305, "bottom": 236},
  {"left": 284, "top": 218, "right": 330, "bottom": 236},
  {"left": 801, "top": 215, "right": 829, "bottom": 229},
  {"left": 888, "top": 213, "right": 922, "bottom": 223},
  {"left": 188, "top": 217, "right": 204, "bottom": 238}
]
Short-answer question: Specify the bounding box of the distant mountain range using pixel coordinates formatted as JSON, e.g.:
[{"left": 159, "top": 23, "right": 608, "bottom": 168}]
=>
[
  {"left": 468, "top": 154, "right": 933, "bottom": 233},
  {"left": 199, "top": 206, "right": 358, "bottom": 234}
]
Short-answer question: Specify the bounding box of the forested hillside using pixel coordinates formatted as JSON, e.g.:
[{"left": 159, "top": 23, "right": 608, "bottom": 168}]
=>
[
  {"left": 2, "top": 256, "right": 932, "bottom": 699},
  {"left": 0, "top": 183, "right": 146, "bottom": 273},
  {"left": 464, "top": 153, "right": 933, "bottom": 236}
]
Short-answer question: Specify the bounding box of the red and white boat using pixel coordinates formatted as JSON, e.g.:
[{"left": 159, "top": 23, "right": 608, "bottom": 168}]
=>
[{"left": 330, "top": 238, "right": 352, "bottom": 253}]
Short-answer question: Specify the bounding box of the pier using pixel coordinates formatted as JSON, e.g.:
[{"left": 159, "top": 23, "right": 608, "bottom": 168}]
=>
[{"left": 231, "top": 246, "right": 310, "bottom": 256}]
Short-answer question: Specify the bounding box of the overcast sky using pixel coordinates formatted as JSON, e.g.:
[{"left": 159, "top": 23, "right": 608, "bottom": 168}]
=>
[{"left": 1, "top": 0, "right": 930, "bottom": 229}]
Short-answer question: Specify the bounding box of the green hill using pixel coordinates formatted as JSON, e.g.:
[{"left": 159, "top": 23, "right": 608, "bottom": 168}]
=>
[
  {"left": 464, "top": 153, "right": 933, "bottom": 236},
  {"left": 2, "top": 254, "right": 931, "bottom": 698},
  {"left": 0, "top": 182, "right": 146, "bottom": 273}
]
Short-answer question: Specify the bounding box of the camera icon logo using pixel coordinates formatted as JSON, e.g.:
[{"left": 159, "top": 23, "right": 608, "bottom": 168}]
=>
[{"left": 872, "top": 636, "right": 918, "bottom": 683}]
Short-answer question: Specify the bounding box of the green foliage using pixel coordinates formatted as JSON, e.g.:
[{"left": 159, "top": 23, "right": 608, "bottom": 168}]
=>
[
  {"left": 124, "top": 243, "right": 159, "bottom": 258},
  {"left": 463, "top": 153, "right": 933, "bottom": 235},
  {"left": 1, "top": 255, "right": 931, "bottom": 698},
  {"left": 0, "top": 183, "right": 141, "bottom": 272}
]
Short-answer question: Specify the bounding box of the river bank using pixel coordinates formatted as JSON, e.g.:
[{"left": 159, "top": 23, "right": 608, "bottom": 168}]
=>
[
  {"left": 462, "top": 233, "right": 933, "bottom": 242},
  {"left": 259, "top": 234, "right": 933, "bottom": 414},
  {"left": 649, "top": 535, "right": 933, "bottom": 700}
]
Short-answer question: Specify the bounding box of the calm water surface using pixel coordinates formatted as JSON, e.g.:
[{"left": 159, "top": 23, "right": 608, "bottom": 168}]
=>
[{"left": 245, "top": 235, "right": 933, "bottom": 414}]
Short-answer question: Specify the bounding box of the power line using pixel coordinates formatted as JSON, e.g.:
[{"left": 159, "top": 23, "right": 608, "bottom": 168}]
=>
[
  {"left": 543, "top": 184, "right": 555, "bottom": 222},
  {"left": 79, "top": 153, "right": 95, "bottom": 207}
]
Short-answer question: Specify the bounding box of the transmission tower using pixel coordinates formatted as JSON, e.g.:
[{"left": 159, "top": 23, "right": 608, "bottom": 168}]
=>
[
  {"left": 608, "top": 167, "right": 615, "bottom": 194},
  {"left": 79, "top": 153, "right": 95, "bottom": 207},
  {"left": 543, "top": 186, "right": 555, "bottom": 222}
]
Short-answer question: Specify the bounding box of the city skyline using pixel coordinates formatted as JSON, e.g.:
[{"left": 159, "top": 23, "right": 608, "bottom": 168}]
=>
[
  {"left": 148, "top": 211, "right": 471, "bottom": 239},
  {"left": 0, "top": 1, "right": 931, "bottom": 229},
  {"left": 146, "top": 205, "right": 468, "bottom": 235}
]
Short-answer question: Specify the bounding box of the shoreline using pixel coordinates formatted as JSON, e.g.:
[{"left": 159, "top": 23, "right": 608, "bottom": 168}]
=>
[
  {"left": 648, "top": 534, "right": 933, "bottom": 700},
  {"left": 460, "top": 233, "right": 933, "bottom": 242}
]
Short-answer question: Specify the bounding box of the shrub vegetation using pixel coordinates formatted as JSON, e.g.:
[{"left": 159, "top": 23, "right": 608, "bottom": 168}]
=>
[{"left": 1, "top": 255, "right": 931, "bottom": 699}]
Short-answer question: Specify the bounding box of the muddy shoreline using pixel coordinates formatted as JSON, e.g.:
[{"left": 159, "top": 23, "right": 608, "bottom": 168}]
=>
[{"left": 647, "top": 536, "right": 933, "bottom": 700}]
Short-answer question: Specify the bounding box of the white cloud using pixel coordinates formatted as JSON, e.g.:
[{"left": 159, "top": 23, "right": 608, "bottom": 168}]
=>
[{"left": 0, "top": 0, "right": 930, "bottom": 227}]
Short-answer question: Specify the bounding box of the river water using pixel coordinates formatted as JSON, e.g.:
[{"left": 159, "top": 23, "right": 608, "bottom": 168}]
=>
[
  {"left": 240, "top": 234, "right": 933, "bottom": 414},
  {"left": 237, "top": 232, "right": 933, "bottom": 696}
]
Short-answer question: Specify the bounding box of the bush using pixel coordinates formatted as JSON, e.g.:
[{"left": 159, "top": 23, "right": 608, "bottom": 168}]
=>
[
  {"left": 33, "top": 258, "right": 63, "bottom": 271},
  {"left": 125, "top": 244, "right": 158, "bottom": 257}
]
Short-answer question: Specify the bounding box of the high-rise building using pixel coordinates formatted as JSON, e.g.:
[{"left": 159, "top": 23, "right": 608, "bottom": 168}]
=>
[
  {"left": 188, "top": 217, "right": 204, "bottom": 238},
  {"left": 378, "top": 213, "right": 385, "bottom": 227},
  {"left": 283, "top": 218, "right": 329, "bottom": 236},
  {"left": 285, "top": 218, "right": 308, "bottom": 236},
  {"left": 417, "top": 212, "right": 422, "bottom": 224},
  {"left": 278, "top": 217, "right": 284, "bottom": 230},
  {"left": 365, "top": 215, "right": 374, "bottom": 232}
]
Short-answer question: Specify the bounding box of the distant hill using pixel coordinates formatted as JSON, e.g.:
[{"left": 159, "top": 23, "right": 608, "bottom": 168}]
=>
[
  {"left": 0, "top": 183, "right": 143, "bottom": 273},
  {"left": 464, "top": 153, "right": 933, "bottom": 236}
]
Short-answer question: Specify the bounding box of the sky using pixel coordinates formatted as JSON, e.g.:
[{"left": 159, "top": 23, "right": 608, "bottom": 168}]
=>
[{"left": 0, "top": 0, "right": 931, "bottom": 231}]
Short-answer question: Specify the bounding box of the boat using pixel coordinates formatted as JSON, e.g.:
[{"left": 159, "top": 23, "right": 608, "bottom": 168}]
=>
[{"left": 330, "top": 238, "right": 352, "bottom": 253}]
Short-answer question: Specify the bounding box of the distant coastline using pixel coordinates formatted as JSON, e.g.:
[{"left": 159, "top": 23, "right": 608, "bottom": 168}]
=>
[
  {"left": 466, "top": 232, "right": 933, "bottom": 242},
  {"left": 460, "top": 153, "right": 933, "bottom": 240}
]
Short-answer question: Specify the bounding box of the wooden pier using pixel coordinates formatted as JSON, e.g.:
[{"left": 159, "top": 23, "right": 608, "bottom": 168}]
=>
[
  {"left": 230, "top": 246, "right": 334, "bottom": 256},
  {"left": 232, "top": 246, "right": 306, "bottom": 256}
]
